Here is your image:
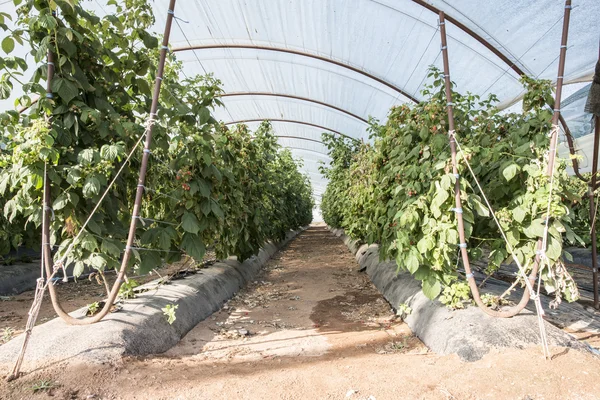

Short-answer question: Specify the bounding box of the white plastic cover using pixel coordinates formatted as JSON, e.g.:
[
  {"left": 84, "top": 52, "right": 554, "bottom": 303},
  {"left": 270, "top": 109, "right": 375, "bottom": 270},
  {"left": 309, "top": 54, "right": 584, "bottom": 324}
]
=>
[{"left": 2, "top": 0, "right": 599, "bottom": 211}]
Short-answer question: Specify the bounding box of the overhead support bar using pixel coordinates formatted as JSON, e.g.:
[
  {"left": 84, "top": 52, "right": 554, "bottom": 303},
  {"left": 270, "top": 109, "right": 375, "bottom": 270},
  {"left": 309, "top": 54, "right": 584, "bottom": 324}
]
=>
[
  {"left": 220, "top": 92, "right": 369, "bottom": 123},
  {"left": 171, "top": 44, "right": 419, "bottom": 103},
  {"left": 411, "top": 0, "right": 528, "bottom": 77},
  {"left": 284, "top": 146, "right": 331, "bottom": 157},
  {"left": 273, "top": 135, "right": 327, "bottom": 145},
  {"left": 224, "top": 118, "right": 357, "bottom": 141}
]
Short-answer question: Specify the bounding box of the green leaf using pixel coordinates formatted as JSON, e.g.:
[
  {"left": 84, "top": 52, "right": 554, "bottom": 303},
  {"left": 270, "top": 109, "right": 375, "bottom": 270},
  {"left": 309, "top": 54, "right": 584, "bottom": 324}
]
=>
[
  {"left": 181, "top": 212, "right": 200, "bottom": 234},
  {"left": 100, "top": 144, "right": 120, "bottom": 161},
  {"left": 157, "top": 230, "right": 172, "bottom": 250},
  {"left": 199, "top": 107, "right": 210, "bottom": 124},
  {"left": 2, "top": 36, "right": 14, "bottom": 54},
  {"left": 198, "top": 179, "right": 211, "bottom": 197},
  {"left": 405, "top": 250, "right": 419, "bottom": 274},
  {"left": 512, "top": 206, "right": 527, "bottom": 223},
  {"left": 53, "top": 193, "right": 69, "bottom": 210},
  {"left": 524, "top": 218, "right": 545, "bottom": 239},
  {"left": 181, "top": 233, "right": 206, "bottom": 261},
  {"left": 101, "top": 239, "right": 122, "bottom": 258},
  {"left": 502, "top": 163, "right": 519, "bottom": 182},
  {"left": 80, "top": 234, "right": 98, "bottom": 252},
  {"left": 83, "top": 176, "right": 101, "bottom": 198},
  {"left": 471, "top": 198, "right": 489, "bottom": 217},
  {"left": 51, "top": 77, "right": 78, "bottom": 103},
  {"left": 138, "top": 251, "right": 161, "bottom": 274},
  {"left": 73, "top": 261, "right": 85, "bottom": 278},
  {"left": 422, "top": 278, "right": 442, "bottom": 300},
  {"left": 210, "top": 200, "right": 224, "bottom": 219}
]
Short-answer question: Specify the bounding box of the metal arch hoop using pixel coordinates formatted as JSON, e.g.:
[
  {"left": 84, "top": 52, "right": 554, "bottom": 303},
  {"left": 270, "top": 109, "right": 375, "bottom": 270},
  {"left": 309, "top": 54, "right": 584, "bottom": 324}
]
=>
[
  {"left": 284, "top": 146, "right": 332, "bottom": 157},
  {"left": 220, "top": 92, "right": 369, "bottom": 124},
  {"left": 409, "top": 0, "right": 527, "bottom": 77},
  {"left": 273, "top": 135, "right": 327, "bottom": 146},
  {"left": 171, "top": 44, "right": 419, "bottom": 103},
  {"left": 225, "top": 118, "right": 359, "bottom": 141}
]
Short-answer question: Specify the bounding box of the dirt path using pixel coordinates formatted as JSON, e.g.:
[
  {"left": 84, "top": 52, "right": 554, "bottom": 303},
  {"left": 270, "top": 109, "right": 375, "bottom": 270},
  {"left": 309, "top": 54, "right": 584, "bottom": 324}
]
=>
[{"left": 2, "top": 225, "right": 600, "bottom": 400}]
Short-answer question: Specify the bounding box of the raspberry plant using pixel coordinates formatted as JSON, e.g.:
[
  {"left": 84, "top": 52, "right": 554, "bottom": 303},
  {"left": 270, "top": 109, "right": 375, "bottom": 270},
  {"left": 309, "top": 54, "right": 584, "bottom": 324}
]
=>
[
  {"left": 0, "top": 0, "right": 313, "bottom": 280},
  {"left": 321, "top": 68, "right": 581, "bottom": 304}
]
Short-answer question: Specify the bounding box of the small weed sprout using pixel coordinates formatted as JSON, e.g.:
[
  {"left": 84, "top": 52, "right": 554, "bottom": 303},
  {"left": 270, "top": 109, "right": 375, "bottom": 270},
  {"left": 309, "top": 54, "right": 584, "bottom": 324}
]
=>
[
  {"left": 86, "top": 301, "right": 100, "bottom": 316},
  {"left": 162, "top": 303, "right": 178, "bottom": 325},
  {"left": 2, "top": 327, "right": 15, "bottom": 343},
  {"left": 481, "top": 293, "right": 511, "bottom": 310},
  {"left": 118, "top": 279, "right": 139, "bottom": 299},
  {"left": 31, "top": 379, "right": 56, "bottom": 393},
  {"left": 396, "top": 303, "right": 412, "bottom": 320},
  {"left": 439, "top": 281, "right": 472, "bottom": 309}
]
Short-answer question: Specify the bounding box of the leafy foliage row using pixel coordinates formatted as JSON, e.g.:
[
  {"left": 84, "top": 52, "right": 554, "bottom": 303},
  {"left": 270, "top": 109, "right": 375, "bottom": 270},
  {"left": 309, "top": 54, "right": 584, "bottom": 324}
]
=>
[
  {"left": 0, "top": 0, "right": 313, "bottom": 275},
  {"left": 321, "top": 69, "right": 581, "bottom": 305}
]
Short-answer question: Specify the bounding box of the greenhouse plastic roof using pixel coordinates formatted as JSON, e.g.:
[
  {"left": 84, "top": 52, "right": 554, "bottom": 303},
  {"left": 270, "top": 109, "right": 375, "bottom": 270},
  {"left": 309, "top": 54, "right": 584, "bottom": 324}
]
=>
[{"left": 2, "top": 0, "right": 599, "bottom": 209}]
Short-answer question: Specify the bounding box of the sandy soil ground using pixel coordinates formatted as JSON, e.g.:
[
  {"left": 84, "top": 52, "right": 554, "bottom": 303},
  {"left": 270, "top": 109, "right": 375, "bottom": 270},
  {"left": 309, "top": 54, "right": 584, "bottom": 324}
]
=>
[{"left": 2, "top": 226, "right": 600, "bottom": 400}]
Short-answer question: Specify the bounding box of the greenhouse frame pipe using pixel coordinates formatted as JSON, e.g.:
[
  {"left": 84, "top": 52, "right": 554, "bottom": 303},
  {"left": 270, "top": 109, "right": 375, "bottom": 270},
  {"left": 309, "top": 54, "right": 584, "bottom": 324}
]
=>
[
  {"left": 438, "top": 5, "right": 574, "bottom": 319},
  {"left": 44, "top": 0, "right": 178, "bottom": 325},
  {"left": 225, "top": 118, "right": 356, "bottom": 141},
  {"left": 466, "top": 0, "right": 570, "bottom": 318},
  {"left": 411, "top": 0, "right": 529, "bottom": 77},
  {"left": 273, "top": 135, "right": 326, "bottom": 145},
  {"left": 590, "top": 115, "right": 599, "bottom": 309},
  {"left": 437, "top": 11, "right": 511, "bottom": 317},
  {"left": 219, "top": 92, "right": 369, "bottom": 124},
  {"left": 173, "top": 43, "right": 576, "bottom": 141},
  {"left": 285, "top": 147, "right": 331, "bottom": 157},
  {"left": 171, "top": 44, "right": 419, "bottom": 103}
]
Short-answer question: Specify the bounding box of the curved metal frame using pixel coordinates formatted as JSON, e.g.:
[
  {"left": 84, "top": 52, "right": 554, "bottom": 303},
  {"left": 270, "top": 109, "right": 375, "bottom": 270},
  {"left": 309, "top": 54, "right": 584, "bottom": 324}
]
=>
[
  {"left": 171, "top": 44, "right": 419, "bottom": 103},
  {"left": 220, "top": 92, "right": 368, "bottom": 124},
  {"left": 409, "top": 0, "right": 528, "bottom": 77},
  {"left": 274, "top": 135, "right": 327, "bottom": 146},
  {"left": 225, "top": 118, "right": 358, "bottom": 141},
  {"left": 285, "top": 146, "right": 331, "bottom": 157}
]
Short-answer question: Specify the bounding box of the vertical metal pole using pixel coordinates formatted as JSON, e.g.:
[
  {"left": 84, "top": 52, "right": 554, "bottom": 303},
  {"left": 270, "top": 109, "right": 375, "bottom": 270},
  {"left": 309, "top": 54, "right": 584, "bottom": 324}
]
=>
[
  {"left": 117, "top": 0, "right": 177, "bottom": 278},
  {"left": 438, "top": 1, "right": 571, "bottom": 318},
  {"left": 43, "top": 0, "right": 178, "bottom": 325},
  {"left": 531, "top": 0, "right": 572, "bottom": 282},
  {"left": 438, "top": 12, "right": 476, "bottom": 295},
  {"left": 590, "top": 114, "right": 599, "bottom": 308},
  {"left": 41, "top": 42, "right": 55, "bottom": 282}
]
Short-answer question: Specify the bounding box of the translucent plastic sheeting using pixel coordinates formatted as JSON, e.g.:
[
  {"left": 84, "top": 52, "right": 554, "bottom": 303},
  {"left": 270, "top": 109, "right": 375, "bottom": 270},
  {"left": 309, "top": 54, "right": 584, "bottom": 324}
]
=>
[
  {"left": 215, "top": 94, "right": 368, "bottom": 138},
  {"left": 2, "top": 0, "right": 599, "bottom": 204},
  {"left": 153, "top": 0, "right": 598, "bottom": 201},
  {"left": 428, "top": 0, "right": 598, "bottom": 84},
  {"left": 178, "top": 51, "right": 402, "bottom": 125}
]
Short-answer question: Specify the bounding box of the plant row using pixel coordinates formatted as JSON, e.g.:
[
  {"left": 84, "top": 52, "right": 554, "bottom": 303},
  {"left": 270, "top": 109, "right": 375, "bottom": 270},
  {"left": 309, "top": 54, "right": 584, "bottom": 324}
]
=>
[
  {"left": 321, "top": 69, "right": 586, "bottom": 306},
  {"left": 0, "top": 0, "right": 313, "bottom": 276}
]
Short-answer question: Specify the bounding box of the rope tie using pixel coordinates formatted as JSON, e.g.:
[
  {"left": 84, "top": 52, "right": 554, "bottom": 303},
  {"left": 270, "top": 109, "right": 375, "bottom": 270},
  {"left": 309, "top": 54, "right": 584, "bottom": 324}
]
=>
[
  {"left": 44, "top": 205, "right": 55, "bottom": 221},
  {"left": 45, "top": 93, "right": 54, "bottom": 99},
  {"left": 451, "top": 207, "right": 463, "bottom": 214},
  {"left": 465, "top": 273, "right": 474, "bottom": 279},
  {"left": 453, "top": 133, "right": 551, "bottom": 358},
  {"left": 47, "top": 62, "right": 54, "bottom": 66},
  {"left": 458, "top": 243, "right": 467, "bottom": 248},
  {"left": 167, "top": 9, "right": 189, "bottom": 23}
]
